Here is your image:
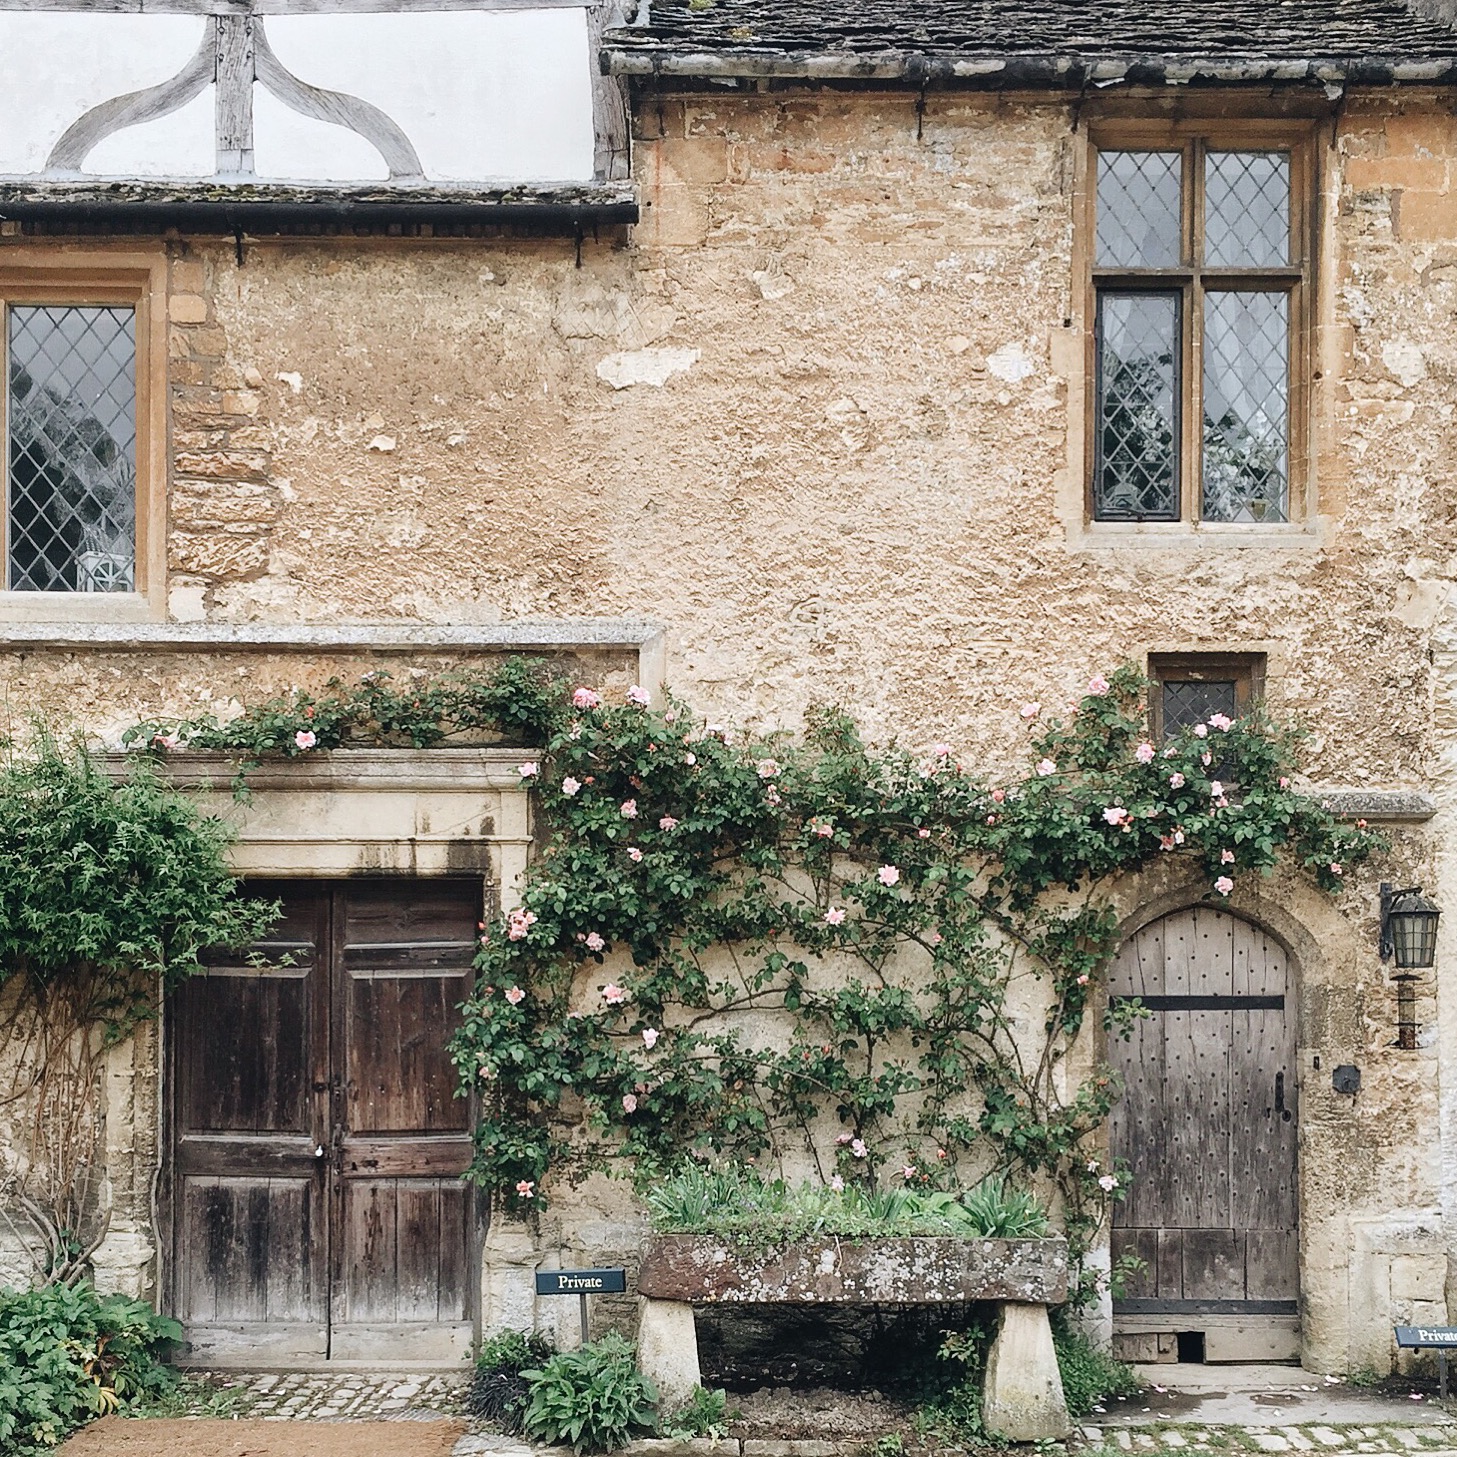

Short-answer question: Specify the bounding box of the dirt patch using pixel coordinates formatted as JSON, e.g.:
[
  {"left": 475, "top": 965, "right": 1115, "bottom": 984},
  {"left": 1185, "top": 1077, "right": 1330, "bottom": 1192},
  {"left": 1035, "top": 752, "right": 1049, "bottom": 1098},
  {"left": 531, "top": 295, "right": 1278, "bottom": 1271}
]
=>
[
  {"left": 58, "top": 1417, "right": 469, "bottom": 1457},
  {"left": 727, "top": 1385, "right": 911, "bottom": 1441}
]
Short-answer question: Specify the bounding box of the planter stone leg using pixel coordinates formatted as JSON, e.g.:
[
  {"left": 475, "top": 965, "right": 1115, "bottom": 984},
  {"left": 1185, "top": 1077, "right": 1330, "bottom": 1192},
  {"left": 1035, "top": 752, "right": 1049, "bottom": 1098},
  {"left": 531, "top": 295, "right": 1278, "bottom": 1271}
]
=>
[
  {"left": 982, "top": 1302, "right": 1071, "bottom": 1441},
  {"left": 637, "top": 1296, "right": 700, "bottom": 1411}
]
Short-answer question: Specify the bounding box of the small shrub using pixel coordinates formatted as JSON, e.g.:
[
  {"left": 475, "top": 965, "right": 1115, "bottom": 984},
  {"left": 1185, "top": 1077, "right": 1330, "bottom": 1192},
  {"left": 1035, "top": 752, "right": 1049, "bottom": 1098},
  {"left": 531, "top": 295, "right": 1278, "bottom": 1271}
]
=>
[
  {"left": 521, "top": 1332, "right": 657, "bottom": 1454},
  {"left": 1052, "top": 1323, "right": 1141, "bottom": 1416},
  {"left": 866, "top": 1436, "right": 905, "bottom": 1457},
  {"left": 468, "top": 1328, "right": 557, "bottom": 1431},
  {"left": 0, "top": 1282, "right": 180, "bottom": 1455},
  {"left": 660, "top": 1384, "right": 733, "bottom": 1440}
]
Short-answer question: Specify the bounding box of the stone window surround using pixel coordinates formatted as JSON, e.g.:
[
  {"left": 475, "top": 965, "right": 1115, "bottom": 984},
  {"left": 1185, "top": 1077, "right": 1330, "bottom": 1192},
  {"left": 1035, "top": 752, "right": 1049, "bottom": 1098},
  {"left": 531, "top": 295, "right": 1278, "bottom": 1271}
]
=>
[
  {"left": 1061, "top": 102, "right": 1328, "bottom": 551},
  {"left": 0, "top": 245, "right": 168, "bottom": 621}
]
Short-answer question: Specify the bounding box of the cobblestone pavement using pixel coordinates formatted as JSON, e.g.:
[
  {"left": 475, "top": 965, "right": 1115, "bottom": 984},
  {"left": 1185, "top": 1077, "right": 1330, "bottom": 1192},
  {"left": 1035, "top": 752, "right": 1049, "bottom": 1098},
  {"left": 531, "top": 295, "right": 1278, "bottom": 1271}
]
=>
[
  {"left": 170, "top": 1370, "right": 469, "bottom": 1421},
  {"left": 1086, "top": 1424, "right": 1457, "bottom": 1456}
]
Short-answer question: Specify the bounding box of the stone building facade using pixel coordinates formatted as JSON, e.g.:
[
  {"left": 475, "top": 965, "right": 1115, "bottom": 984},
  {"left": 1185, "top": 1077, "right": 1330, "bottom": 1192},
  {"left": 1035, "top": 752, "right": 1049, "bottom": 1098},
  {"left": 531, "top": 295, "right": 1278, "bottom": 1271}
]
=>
[{"left": 0, "top": 0, "right": 1456, "bottom": 1376}]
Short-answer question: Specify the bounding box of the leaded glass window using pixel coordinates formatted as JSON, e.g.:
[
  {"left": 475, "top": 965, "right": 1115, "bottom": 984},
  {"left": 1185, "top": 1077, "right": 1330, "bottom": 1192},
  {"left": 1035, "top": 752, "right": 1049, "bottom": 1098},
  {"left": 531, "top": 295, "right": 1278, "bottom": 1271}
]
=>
[
  {"left": 1092, "top": 135, "right": 1305, "bottom": 526},
  {"left": 6, "top": 304, "right": 137, "bottom": 593}
]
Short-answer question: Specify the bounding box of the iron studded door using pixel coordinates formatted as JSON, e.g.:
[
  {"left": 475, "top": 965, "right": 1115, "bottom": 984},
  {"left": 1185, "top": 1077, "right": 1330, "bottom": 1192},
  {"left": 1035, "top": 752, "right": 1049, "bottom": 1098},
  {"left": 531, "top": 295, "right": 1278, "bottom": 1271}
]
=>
[
  {"left": 1108, "top": 906, "right": 1298, "bottom": 1363},
  {"left": 172, "top": 878, "right": 480, "bottom": 1364}
]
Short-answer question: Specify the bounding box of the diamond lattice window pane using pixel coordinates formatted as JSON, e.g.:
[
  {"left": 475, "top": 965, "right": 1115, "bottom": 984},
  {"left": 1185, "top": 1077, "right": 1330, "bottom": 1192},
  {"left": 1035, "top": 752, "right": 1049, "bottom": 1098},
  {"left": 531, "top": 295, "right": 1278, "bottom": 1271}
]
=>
[
  {"left": 1205, "top": 152, "right": 1290, "bottom": 268},
  {"left": 1095, "top": 292, "right": 1179, "bottom": 521},
  {"left": 1161, "top": 680, "right": 1238, "bottom": 739},
  {"left": 7, "top": 305, "right": 136, "bottom": 593},
  {"left": 1202, "top": 291, "right": 1289, "bottom": 523},
  {"left": 1096, "top": 151, "right": 1182, "bottom": 267}
]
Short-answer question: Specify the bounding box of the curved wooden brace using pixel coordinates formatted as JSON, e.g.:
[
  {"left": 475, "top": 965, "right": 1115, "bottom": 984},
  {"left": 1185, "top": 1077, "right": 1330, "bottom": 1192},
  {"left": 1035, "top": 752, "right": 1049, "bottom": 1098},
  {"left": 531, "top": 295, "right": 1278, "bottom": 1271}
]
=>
[
  {"left": 253, "top": 24, "right": 423, "bottom": 182},
  {"left": 46, "top": 24, "right": 216, "bottom": 175}
]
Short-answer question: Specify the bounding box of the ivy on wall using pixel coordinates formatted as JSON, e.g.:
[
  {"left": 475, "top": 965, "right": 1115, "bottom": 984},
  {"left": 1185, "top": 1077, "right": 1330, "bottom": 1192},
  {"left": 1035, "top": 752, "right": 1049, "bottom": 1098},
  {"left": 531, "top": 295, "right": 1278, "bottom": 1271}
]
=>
[{"left": 126, "top": 662, "right": 1378, "bottom": 1301}]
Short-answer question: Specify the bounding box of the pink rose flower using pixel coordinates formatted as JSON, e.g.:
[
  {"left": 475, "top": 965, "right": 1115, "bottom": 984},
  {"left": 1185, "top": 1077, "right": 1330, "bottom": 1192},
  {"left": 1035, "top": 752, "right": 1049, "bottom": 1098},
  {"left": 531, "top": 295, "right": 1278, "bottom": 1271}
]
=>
[
  {"left": 830, "top": 1174, "right": 845, "bottom": 1192},
  {"left": 918, "top": 827, "right": 932, "bottom": 838},
  {"left": 517, "top": 761, "right": 539, "bottom": 779},
  {"left": 1279, "top": 776, "right": 1290, "bottom": 789},
  {"left": 515, "top": 1180, "right": 535, "bottom": 1198},
  {"left": 1201, "top": 752, "right": 1212, "bottom": 766},
  {"left": 602, "top": 983, "right": 627, "bottom": 1004},
  {"left": 627, "top": 846, "right": 644, "bottom": 863},
  {"left": 1020, "top": 702, "right": 1040, "bottom": 719},
  {"left": 1098, "top": 1173, "right": 1119, "bottom": 1193},
  {"left": 835, "top": 1132, "right": 853, "bottom": 1145},
  {"left": 572, "top": 687, "right": 600, "bottom": 709},
  {"left": 626, "top": 685, "right": 650, "bottom": 706},
  {"left": 642, "top": 1028, "right": 659, "bottom": 1049},
  {"left": 1160, "top": 835, "right": 1175, "bottom": 851},
  {"left": 1077, "top": 973, "right": 1090, "bottom": 985},
  {"left": 1210, "top": 780, "right": 1224, "bottom": 797},
  {"left": 850, "top": 1138, "right": 868, "bottom": 1159},
  {"left": 1214, "top": 876, "right": 1234, "bottom": 896},
  {"left": 658, "top": 815, "right": 678, "bottom": 831},
  {"left": 928, "top": 930, "right": 943, "bottom": 946},
  {"left": 825, "top": 907, "right": 846, "bottom": 925},
  {"left": 622, "top": 1094, "right": 638, "bottom": 1113},
  {"left": 505, "top": 986, "right": 525, "bottom": 1005},
  {"left": 1102, "top": 806, "right": 1130, "bottom": 827},
  {"left": 932, "top": 742, "right": 952, "bottom": 758},
  {"left": 991, "top": 788, "right": 1006, "bottom": 803},
  {"left": 813, "top": 820, "right": 834, "bottom": 837},
  {"left": 152, "top": 732, "right": 180, "bottom": 750},
  {"left": 1329, "top": 862, "right": 1343, "bottom": 876},
  {"left": 294, "top": 730, "right": 317, "bottom": 750},
  {"left": 1208, "top": 713, "right": 1234, "bottom": 731},
  {"left": 562, "top": 777, "right": 581, "bottom": 796},
  {"left": 585, "top": 932, "right": 606, "bottom": 952},
  {"left": 1036, "top": 759, "right": 1056, "bottom": 777},
  {"left": 1174, "top": 829, "right": 1186, "bottom": 845},
  {"left": 1193, "top": 723, "right": 1208, "bottom": 738},
  {"left": 877, "top": 866, "right": 900, "bottom": 886},
  {"left": 506, "top": 909, "right": 537, "bottom": 941},
  {"left": 1135, "top": 741, "right": 1155, "bottom": 764},
  {"left": 1169, "top": 772, "right": 1185, "bottom": 789},
  {"left": 1087, "top": 674, "right": 1111, "bottom": 696},
  {"left": 757, "top": 758, "right": 780, "bottom": 779},
  {"left": 1220, "top": 849, "right": 1235, "bottom": 865},
  {"left": 902, "top": 1166, "right": 918, "bottom": 1180},
  {"left": 620, "top": 799, "right": 638, "bottom": 818}
]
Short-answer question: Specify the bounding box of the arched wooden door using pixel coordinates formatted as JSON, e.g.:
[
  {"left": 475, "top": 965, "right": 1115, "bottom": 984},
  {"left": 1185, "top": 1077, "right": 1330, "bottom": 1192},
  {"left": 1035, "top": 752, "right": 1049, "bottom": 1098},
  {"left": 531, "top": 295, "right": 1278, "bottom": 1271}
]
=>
[{"left": 1108, "top": 906, "right": 1299, "bottom": 1363}]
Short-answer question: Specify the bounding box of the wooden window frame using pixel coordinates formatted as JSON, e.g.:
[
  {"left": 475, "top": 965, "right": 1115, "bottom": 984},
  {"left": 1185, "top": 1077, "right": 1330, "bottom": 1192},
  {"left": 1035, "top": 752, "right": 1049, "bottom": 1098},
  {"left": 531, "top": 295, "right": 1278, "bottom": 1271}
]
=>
[
  {"left": 1148, "top": 651, "right": 1267, "bottom": 741},
  {"left": 1084, "top": 121, "right": 1316, "bottom": 532},
  {"left": 0, "top": 250, "right": 166, "bottom": 621}
]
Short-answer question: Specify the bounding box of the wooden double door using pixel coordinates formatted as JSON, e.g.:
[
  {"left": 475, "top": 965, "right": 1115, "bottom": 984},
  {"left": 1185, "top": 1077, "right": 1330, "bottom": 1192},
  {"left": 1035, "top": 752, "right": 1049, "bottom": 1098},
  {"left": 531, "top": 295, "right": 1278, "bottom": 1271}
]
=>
[
  {"left": 1109, "top": 906, "right": 1299, "bottom": 1363},
  {"left": 170, "top": 878, "right": 481, "bottom": 1364}
]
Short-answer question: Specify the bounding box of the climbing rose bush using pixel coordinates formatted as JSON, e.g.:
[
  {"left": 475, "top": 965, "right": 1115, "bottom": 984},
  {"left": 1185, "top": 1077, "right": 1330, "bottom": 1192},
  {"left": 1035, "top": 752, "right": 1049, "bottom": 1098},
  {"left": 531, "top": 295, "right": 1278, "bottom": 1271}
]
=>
[{"left": 450, "top": 664, "right": 1377, "bottom": 1301}]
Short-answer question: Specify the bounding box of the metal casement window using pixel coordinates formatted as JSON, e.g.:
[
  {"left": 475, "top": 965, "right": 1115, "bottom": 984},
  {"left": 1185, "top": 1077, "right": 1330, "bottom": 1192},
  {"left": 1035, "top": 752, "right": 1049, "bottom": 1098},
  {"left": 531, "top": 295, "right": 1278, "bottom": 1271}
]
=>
[{"left": 1090, "top": 132, "right": 1311, "bottom": 526}]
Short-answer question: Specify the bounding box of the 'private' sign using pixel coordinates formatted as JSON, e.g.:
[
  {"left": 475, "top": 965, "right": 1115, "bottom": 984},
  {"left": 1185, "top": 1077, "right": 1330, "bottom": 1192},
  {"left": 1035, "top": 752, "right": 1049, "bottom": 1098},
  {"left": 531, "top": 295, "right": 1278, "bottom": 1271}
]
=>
[
  {"left": 536, "top": 1269, "right": 628, "bottom": 1296},
  {"left": 1395, "top": 1327, "right": 1457, "bottom": 1346}
]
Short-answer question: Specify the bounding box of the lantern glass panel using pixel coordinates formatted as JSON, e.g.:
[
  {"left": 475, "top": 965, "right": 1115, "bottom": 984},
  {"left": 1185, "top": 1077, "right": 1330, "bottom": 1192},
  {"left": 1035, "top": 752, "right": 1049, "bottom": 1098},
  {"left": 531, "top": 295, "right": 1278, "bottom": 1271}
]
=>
[{"left": 1391, "top": 904, "right": 1440, "bottom": 970}]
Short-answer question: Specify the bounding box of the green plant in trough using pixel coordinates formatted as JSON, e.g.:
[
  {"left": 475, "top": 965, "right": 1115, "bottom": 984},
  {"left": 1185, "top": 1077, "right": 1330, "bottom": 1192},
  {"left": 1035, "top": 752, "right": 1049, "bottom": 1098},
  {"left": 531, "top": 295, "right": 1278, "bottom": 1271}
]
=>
[
  {"left": 0, "top": 1282, "right": 180, "bottom": 1455},
  {"left": 644, "top": 1162, "right": 1050, "bottom": 1244},
  {"left": 520, "top": 1332, "right": 657, "bottom": 1454}
]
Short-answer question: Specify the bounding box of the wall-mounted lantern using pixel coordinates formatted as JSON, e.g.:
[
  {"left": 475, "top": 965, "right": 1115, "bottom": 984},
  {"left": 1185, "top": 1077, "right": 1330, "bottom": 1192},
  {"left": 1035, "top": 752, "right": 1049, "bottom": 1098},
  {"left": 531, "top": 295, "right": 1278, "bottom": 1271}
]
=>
[{"left": 1380, "top": 883, "right": 1441, "bottom": 1051}]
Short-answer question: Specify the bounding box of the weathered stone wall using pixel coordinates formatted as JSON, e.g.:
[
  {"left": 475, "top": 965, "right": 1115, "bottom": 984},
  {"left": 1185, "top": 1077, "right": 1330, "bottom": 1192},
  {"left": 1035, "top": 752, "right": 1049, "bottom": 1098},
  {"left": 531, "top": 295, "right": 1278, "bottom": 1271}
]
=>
[{"left": 1, "top": 84, "right": 1454, "bottom": 1371}]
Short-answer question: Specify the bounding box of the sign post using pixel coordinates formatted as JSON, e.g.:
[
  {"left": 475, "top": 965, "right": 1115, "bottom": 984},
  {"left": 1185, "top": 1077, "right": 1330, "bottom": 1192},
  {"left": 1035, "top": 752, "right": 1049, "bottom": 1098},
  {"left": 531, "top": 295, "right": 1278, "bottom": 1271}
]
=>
[
  {"left": 1394, "top": 1326, "right": 1457, "bottom": 1399},
  {"left": 535, "top": 1267, "right": 628, "bottom": 1344}
]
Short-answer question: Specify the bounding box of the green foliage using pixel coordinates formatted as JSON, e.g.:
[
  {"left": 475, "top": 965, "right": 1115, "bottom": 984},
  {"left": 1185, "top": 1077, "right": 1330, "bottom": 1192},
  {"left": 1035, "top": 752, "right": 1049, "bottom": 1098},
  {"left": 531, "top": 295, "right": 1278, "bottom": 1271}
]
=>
[
  {"left": 469, "top": 1328, "right": 557, "bottom": 1432},
  {"left": 643, "top": 1163, "right": 1049, "bottom": 1244},
  {"left": 865, "top": 1437, "right": 905, "bottom": 1457},
  {"left": 448, "top": 663, "right": 1376, "bottom": 1302},
  {"left": 520, "top": 1333, "right": 658, "bottom": 1454},
  {"left": 123, "top": 657, "right": 565, "bottom": 758},
  {"left": 0, "top": 732, "right": 278, "bottom": 1022},
  {"left": 659, "top": 1385, "right": 734, "bottom": 1440},
  {"left": 479, "top": 1327, "right": 556, "bottom": 1375},
  {"left": 1052, "top": 1323, "right": 1142, "bottom": 1417},
  {"left": 0, "top": 1282, "right": 180, "bottom": 1454}
]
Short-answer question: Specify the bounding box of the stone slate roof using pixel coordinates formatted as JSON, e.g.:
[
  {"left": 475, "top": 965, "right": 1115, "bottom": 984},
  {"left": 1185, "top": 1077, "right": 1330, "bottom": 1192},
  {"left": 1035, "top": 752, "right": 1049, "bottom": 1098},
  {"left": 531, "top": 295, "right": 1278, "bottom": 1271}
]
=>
[{"left": 604, "top": 0, "right": 1457, "bottom": 84}]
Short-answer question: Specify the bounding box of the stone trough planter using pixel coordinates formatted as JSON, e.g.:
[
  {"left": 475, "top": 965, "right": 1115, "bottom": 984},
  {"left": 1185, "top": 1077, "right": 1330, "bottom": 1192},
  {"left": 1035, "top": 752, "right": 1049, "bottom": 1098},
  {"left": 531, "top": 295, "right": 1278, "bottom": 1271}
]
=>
[{"left": 635, "top": 1234, "right": 1071, "bottom": 1442}]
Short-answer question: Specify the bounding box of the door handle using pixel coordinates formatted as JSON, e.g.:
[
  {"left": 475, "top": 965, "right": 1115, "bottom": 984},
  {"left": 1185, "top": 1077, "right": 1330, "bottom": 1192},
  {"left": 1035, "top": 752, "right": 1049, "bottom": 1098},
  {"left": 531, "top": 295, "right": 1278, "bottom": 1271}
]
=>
[
  {"left": 1275, "top": 1071, "right": 1291, "bottom": 1122},
  {"left": 314, "top": 1145, "right": 325, "bottom": 1159}
]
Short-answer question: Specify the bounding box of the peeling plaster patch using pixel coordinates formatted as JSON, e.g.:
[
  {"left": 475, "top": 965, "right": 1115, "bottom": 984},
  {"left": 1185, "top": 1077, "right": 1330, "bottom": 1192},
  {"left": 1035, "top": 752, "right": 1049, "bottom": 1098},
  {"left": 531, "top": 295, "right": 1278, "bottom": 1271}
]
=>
[
  {"left": 596, "top": 347, "right": 701, "bottom": 390},
  {"left": 1382, "top": 339, "right": 1427, "bottom": 388},
  {"left": 987, "top": 342, "right": 1035, "bottom": 383},
  {"left": 367, "top": 435, "right": 397, "bottom": 453},
  {"left": 276, "top": 371, "right": 303, "bottom": 394}
]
